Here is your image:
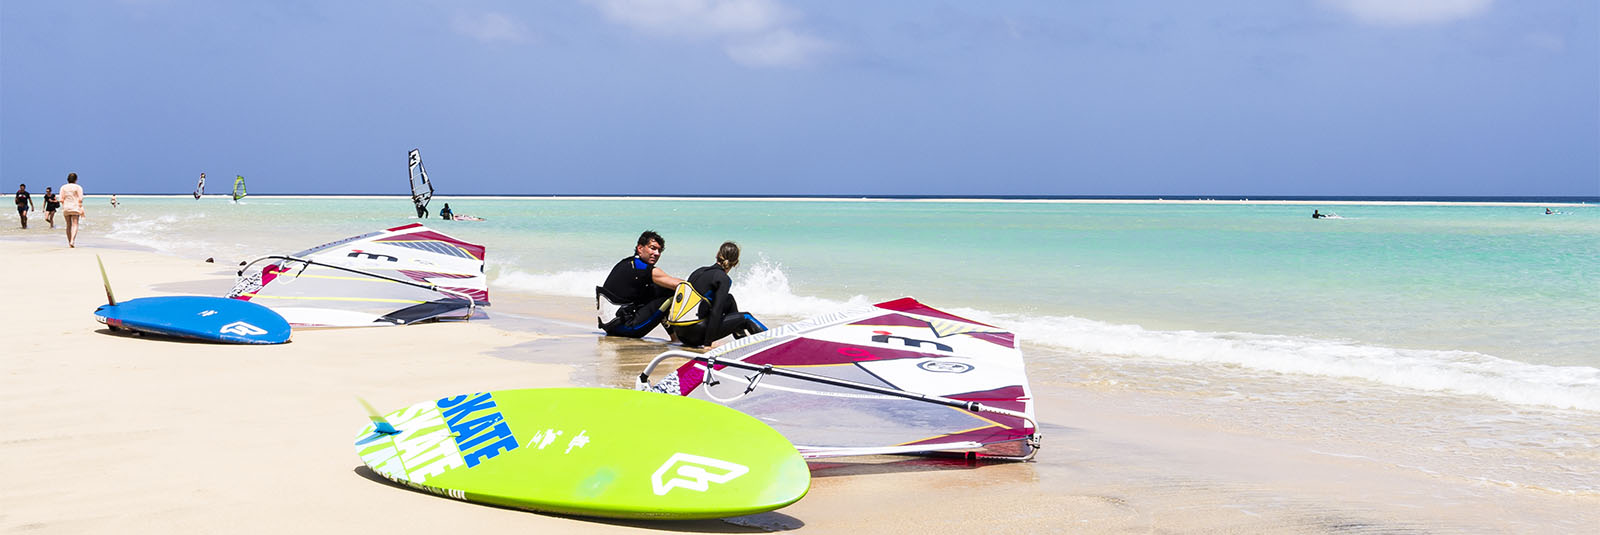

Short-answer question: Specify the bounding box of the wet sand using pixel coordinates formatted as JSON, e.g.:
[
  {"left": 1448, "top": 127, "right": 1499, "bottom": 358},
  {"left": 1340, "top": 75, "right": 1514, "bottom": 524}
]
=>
[{"left": 3, "top": 238, "right": 1594, "bottom": 533}]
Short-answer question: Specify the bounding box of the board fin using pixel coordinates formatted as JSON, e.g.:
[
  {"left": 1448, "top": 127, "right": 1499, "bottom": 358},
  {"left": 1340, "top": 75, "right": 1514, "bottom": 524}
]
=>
[
  {"left": 358, "top": 397, "right": 400, "bottom": 435},
  {"left": 96, "top": 254, "right": 117, "bottom": 306}
]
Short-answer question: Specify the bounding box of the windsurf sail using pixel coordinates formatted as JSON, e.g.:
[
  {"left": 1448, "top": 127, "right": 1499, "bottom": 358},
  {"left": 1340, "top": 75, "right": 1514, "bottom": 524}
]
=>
[
  {"left": 638, "top": 298, "right": 1038, "bottom": 460},
  {"left": 193, "top": 173, "right": 205, "bottom": 200},
  {"left": 232, "top": 175, "right": 247, "bottom": 201},
  {"left": 408, "top": 149, "right": 432, "bottom": 217},
  {"left": 227, "top": 223, "right": 488, "bottom": 327}
]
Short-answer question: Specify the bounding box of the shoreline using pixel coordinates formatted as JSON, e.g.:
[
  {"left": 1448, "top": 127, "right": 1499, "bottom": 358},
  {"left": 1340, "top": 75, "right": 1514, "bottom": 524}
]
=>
[
  {"left": 72, "top": 193, "right": 1597, "bottom": 207},
  {"left": 5, "top": 235, "right": 1596, "bottom": 533}
]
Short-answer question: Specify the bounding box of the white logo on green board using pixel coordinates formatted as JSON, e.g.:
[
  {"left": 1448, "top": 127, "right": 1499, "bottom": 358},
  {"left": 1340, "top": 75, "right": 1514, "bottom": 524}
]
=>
[
  {"left": 527, "top": 429, "right": 562, "bottom": 450},
  {"left": 651, "top": 453, "right": 748, "bottom": 496},
  {"left": 565, "top": 430, "right": 589, "bottom": 453},
  {"left": 219, "top": 321, "right": 267, "bottom": 336}
]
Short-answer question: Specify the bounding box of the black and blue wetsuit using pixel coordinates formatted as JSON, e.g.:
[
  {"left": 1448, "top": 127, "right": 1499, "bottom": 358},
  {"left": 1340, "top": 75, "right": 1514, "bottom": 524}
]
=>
[
  {"left": 597, "top": 256, "right": 673, "bottom": 337},
  {"left": 674, "top": 264, "right": 767, "bottom": 348}
]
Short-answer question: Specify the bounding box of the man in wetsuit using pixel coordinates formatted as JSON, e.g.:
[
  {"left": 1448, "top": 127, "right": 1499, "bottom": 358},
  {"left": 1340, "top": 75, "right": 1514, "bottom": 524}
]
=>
[
  {"left": 675, "top": 241, "right": 767, "bottom": 348},
  {"left": 596, "top": 230, "right": 683, "bottom": 338}
]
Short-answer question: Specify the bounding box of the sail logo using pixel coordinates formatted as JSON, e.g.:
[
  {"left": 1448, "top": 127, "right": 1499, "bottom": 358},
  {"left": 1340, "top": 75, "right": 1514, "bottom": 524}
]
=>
[
  {"left": 347, "top": 250, "right": 399, "bottom": 262},
  {"left": 651, "top": 453, "right": 748, "bottom": 496},
  {"left": 436, "top": 393, "right": 519, "bottom": 468},
  {"left": 871, "top": 331, "right": 953, "bottom": 352},
  {"left": 918, "top": 360, "right": 973, "bottom": 374},
  {"left": 219, "top": 321, "right": 267, "bottom": 336}
]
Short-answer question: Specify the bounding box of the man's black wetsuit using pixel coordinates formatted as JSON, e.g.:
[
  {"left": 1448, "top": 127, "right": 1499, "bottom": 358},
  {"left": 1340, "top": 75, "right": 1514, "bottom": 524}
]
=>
[
  {"left": 674, "top": 264, "right": 767, "bottom": 347},
  {"left": 597, "top": 256, "right": 673, "bottom": 337}
]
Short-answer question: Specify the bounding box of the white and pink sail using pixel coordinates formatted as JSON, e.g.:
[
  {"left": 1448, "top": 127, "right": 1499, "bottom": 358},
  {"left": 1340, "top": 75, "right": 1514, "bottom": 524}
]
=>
[{"left": 641, "top": 298, "right": 1038, "bottom": 460}]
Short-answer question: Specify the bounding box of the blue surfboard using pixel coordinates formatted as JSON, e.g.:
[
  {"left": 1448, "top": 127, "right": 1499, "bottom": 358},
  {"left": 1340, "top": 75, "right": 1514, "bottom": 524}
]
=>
[{"left": 95, "top": 296, "right": 291, "bottom": 344}]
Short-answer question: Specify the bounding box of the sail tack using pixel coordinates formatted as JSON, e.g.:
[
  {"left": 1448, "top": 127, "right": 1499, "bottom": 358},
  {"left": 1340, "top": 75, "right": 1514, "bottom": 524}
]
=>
[
  {"left": 227, "top": 223, "right": 488, "bottom": 327},
  {"left": 641, "top": 298, "right": 1038, "bottom": 460}
]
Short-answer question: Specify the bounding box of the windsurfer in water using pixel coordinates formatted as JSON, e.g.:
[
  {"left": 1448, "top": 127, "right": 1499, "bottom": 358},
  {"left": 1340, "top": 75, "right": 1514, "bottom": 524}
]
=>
[
  {"left": 439, "top": 203, "right": 454, "bottom": 220},
  {"left": 672, "top": 241, "right": 767, "bottom": 348},
  {"left": 1312, "top": 209, "right": 1325, "bottom": 219},
  {"left": 597, "top": 230, "right": 683, "bottom": 338}
]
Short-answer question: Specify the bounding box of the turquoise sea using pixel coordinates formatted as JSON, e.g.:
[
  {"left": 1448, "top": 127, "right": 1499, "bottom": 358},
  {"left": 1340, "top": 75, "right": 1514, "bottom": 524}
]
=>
[{"left": 9, "top": 195, "right": 1598, "bottom": 494}]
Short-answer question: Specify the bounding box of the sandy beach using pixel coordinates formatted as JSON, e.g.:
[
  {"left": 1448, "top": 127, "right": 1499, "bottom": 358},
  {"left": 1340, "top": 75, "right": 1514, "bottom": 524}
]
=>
[{"left": 3, "top": 236, "right": 1595, "bottom": 534}]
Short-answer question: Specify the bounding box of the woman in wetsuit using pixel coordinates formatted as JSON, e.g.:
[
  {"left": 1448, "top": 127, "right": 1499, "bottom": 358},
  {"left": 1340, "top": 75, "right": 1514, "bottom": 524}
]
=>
[{"left": 675, "top": 241, "right": 767, "bottom": 348}]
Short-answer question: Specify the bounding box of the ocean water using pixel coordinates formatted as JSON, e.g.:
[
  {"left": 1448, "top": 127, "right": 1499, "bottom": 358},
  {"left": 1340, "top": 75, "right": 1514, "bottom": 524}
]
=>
[{"left": 12, "top": 195, "right": 1599, "bottom": 494}]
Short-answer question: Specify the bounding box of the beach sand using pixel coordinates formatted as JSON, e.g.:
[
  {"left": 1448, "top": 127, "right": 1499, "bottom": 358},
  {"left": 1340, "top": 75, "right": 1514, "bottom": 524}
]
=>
[{"left": 3, "top": 238, "right": 1594, "bottom": 533}]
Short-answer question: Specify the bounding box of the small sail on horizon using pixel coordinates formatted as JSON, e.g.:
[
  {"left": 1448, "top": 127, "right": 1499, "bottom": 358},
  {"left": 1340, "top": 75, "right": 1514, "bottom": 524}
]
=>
[
  {"left": 408, "top": 149, "right": 433, "bottom": 218},
  {"left": 232, "top": 175, "right": 247, "bottom": 202},
  {"left": 193, "top": 173, "right": 206, "bottom": 200}
]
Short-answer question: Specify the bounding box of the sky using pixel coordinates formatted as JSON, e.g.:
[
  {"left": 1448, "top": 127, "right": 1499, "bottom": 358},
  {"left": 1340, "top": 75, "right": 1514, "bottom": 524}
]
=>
[{"left": 2, "top": 0, "right": 1596, "bottom": 196}]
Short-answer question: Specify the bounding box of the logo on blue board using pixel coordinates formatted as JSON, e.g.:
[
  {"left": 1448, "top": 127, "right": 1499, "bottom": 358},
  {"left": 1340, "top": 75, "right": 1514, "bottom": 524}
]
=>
[
  {"left": 436, "top": 393, "right": 520, "bottom": 468},
  {"left": 219, "top": 321, "right": 267, "bottom": 336}
]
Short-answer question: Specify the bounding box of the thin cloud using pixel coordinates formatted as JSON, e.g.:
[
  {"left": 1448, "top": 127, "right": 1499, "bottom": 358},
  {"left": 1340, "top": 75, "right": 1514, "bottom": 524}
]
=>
[
  {"left": 452, "top": 12, "right": 530, "bottom": 44},
  {"left": 1322, "top": 0, "right": 1493, "bottom": 26},
  {"left": 586, "top": 0, "right": 832, "bottom": 67}
]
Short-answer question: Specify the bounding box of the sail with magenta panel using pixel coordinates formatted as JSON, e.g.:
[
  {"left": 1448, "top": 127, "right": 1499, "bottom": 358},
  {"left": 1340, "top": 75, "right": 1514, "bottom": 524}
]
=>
[
  {"left": 639, "top": 298, "right": 1038, "bottom": 460},
  {"left": 408, "top": 149, "right": 433, "bottom": 218},
  {"left": 232, "top": 175, "right": 247, "bottom": 202},
  {"left": 193, "top": 173, "right": 205, "bottom": 200},
  {"left": 227, "top": 223, "right": 488, "bottom": 327}
]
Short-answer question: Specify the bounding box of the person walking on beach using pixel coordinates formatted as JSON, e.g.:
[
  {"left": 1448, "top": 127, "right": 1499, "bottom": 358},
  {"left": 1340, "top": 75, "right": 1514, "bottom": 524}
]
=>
[
  {"left": 671, "top": 241, "right": 768, "bottom": 348},
  {"left": 59, "top": 173, "right": 85, "bottom": 248},
  {"left": 15, "top": 183, "right": 34, "bottom": 229},
  {"left": 43, "top": 187, "right": 60, "bottom": 229},
  {"left": 597, "top": 230, "right": 683, "bottom": 338}
]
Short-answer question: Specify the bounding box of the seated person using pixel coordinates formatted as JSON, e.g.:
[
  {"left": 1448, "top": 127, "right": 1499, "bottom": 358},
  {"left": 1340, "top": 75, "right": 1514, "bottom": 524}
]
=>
[
  {"left": 596, "top": 230, "right": 682, "bottom": 338},
  {"left": 669, "top": 241, "right": 767, "bottom": 348}
]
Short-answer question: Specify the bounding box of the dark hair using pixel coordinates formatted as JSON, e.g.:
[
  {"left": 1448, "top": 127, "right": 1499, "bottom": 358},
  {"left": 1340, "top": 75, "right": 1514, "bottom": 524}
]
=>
[
  {"left": 67, "top": 172, "right": 78, "bottom": 183},
  {"left": 716, "top": 241, "right": 740, "bottom": 270},
  {"left": 637, "top": 230, "right": 665, "bottom": 251}
]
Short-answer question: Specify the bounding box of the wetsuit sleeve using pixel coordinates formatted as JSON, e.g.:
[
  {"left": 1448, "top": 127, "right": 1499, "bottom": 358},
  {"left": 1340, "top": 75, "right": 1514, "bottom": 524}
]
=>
[{"left": 704, "top": 270, "right": 733, "bottom": 339}]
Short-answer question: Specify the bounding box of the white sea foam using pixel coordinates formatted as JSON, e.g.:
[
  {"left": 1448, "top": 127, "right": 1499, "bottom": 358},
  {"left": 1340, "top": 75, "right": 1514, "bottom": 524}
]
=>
[
  {"left": 106, "top": 212, "right": 216, "bottom": 255},
  {"left": 488, "top": 259, "right": 1600, "bottom": 412},
  {"left": 947, "top": 307, "right": 1600, "bottom": 412}
]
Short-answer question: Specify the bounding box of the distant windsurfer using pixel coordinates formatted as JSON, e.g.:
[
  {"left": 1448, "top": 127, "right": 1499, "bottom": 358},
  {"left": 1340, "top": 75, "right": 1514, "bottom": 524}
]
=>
[
  {"left": 1312, "top": 209, "right": 1324, "bottom": 219},
  {"left": 439, "top": 203, "right": 453, "bottom": 220},
  {"left": 597, "top": 230, "right": 683, "bottom": 338},
  {"left": 15, "top": 183, "right": 34, "bottom": 229},
  {"left": 415, "top": 201, "right": 428, "bottom": 218},
  {"left": 672, "top": 241, "right": 767, "bottom": 348}
]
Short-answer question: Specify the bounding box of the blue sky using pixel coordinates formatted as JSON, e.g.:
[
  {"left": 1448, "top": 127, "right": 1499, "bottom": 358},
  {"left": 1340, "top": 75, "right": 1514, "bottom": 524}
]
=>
[{"left": 3, "top": 0, "right": 1596, "bottom": 196}]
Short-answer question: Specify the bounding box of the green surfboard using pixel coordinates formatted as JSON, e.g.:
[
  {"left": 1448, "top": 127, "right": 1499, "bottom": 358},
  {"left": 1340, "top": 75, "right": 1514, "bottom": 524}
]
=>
[{"left": 353, "top": 388, "right": 810, "bottom": 519}]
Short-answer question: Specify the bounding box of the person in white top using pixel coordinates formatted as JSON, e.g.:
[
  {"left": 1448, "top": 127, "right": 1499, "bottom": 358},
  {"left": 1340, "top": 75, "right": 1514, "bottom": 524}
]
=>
[{"left": 58, "top": 172, "right": 85, "bottom": 248}]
